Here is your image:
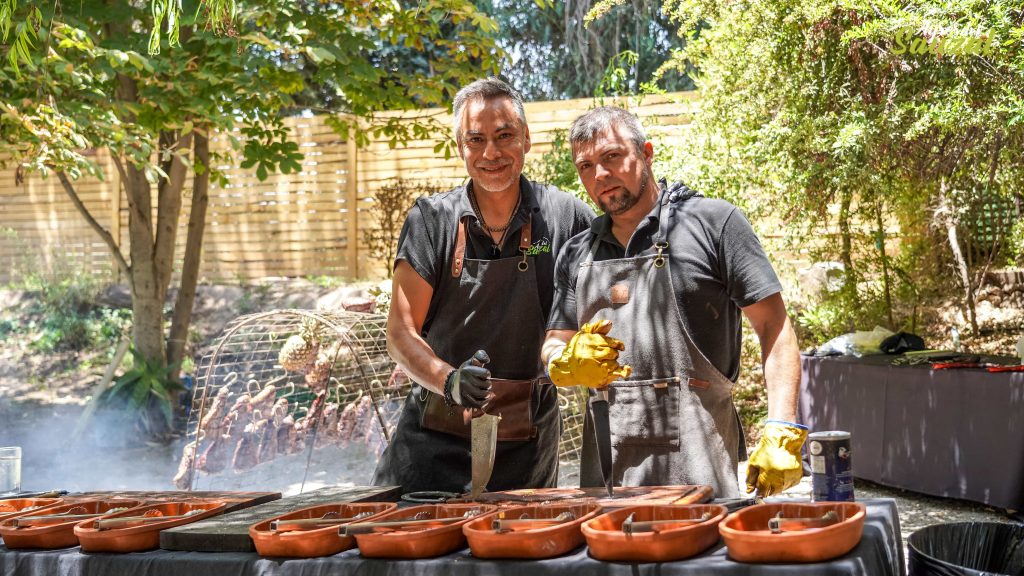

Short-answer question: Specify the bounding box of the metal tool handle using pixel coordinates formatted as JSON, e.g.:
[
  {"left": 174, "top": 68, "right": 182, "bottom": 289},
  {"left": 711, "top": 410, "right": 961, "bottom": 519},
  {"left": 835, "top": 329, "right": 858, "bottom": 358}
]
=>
[
  {"left": 14, "top": 513, "right": 105, "bottom": 527},
  {"left": 768, "top": 511, "right": 839, "bottom": 534},
  {"left": 621, "top": 512, "right": 712, "bottom": 534},
  {"left": 270, "top": 511, "right": 374, "bottom": 532},
  {"left": 95, "top": 511, "right": 203, "bottom": 530},
  {"left": 341, "top": 515, "right": 470, "bottom": 536},
  {"left": 491, "top": 511, "right": 574, "bottom": 532}
]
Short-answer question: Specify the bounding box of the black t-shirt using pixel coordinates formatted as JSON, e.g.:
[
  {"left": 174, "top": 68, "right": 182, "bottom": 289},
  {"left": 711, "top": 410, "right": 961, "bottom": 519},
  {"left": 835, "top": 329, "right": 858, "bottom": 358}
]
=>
[
  {"left": 547, "top": 181, "right": 782, "bottom": 382},
  {"left": 396, "top": 175, "right": 595, "bottom": 335}
]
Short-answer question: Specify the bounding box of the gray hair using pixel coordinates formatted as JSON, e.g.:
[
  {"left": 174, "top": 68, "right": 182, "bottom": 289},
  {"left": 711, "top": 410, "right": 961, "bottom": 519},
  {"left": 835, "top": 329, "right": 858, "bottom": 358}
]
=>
[
  {"left": 452, "top": 77, "right": 527, "bottom": 143},
  {"left": 569, "top": 106, "right": 647, "bottom": 156}
]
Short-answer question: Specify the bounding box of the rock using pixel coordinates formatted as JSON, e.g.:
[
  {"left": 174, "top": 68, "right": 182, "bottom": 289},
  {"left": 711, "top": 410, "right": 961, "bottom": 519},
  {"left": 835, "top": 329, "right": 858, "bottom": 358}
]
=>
[
  {"left": 317, "top": 286, "right": 369, "bottom": 310},
  {"left": 341, "top": 297, "right": 375, "bottom": 313},
  {"left": 95, "top": 284, "right": 132, "bottom": 309}
]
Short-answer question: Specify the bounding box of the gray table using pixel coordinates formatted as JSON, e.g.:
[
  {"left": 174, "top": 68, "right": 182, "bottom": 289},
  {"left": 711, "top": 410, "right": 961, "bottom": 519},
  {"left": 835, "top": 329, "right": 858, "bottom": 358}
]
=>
[
  {"left": 0, "top": 499, "right": 903, "bottom": 576},
  {"left": 800, "top": 354, "right": 1024, "bottom": 510}
]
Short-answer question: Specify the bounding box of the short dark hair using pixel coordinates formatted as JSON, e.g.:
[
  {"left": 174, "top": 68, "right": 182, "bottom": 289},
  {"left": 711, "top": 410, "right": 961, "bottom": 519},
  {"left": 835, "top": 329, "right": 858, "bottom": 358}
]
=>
[
  {"left": 452, "top": 77, "right": 527, "bottom": 143},
  {"left": 569, "top": 106, "right": 647, "bottom": 155}
]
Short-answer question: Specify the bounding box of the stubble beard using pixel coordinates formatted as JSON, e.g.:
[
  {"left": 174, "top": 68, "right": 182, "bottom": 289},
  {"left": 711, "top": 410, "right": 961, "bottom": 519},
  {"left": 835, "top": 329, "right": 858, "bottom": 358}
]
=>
[{"left": 599, "top": 169, "right": 649, "bottom": 216}]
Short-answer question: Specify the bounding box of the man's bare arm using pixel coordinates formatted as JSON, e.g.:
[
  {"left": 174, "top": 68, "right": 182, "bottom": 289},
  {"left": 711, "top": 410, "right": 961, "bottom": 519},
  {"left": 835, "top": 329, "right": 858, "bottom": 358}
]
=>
[
  {"left": 742, "top": 292, "right": 800, "bottom": 422},
  {"left": 387, "top": 261, "right": 453, "bottom": 395},
  {"left": 541, "top": 329, "right": 577, "bottom": 368}
]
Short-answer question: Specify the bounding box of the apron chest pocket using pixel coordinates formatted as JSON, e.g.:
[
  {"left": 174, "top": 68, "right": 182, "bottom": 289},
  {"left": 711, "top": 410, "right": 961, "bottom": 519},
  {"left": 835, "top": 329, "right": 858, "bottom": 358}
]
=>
[{"left": 608, "top": 378, "right": 681, "bottom": 448}]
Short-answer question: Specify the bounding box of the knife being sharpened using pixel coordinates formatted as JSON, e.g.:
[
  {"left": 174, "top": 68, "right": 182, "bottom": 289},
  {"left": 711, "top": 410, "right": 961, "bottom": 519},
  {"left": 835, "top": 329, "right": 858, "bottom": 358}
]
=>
[{"left": 470, "top": 412, "right": 500, "bottom": 500}]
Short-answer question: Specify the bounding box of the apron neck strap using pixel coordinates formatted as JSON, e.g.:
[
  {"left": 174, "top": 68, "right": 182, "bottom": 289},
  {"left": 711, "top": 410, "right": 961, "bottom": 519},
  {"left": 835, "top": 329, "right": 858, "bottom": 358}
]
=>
[
  {"left": 452, "top": 217, "right": 468, "bottom": 278},
  {"left": 451, "top": 213, "right": 533, "bottom": 278}
]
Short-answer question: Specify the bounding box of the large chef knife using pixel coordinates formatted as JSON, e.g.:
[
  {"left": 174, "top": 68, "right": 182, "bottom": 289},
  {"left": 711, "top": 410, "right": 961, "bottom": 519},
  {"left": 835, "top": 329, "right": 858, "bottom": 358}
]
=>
[
  {"left": 470, "top": 412, "right": 501, "bottom": 500},
  {"left": 592, "top": 387, "right": 614, "bottom": 497}
]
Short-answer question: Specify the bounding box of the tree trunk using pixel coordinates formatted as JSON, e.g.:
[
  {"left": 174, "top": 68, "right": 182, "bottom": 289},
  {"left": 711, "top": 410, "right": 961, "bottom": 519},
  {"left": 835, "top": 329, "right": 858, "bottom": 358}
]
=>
[
  {"left": 123, "top": 158, "right": 165, "bottom": 363},
  {"left": 168, "top": 131, "right": 210, "bottom": 383},
  {"left": 876, "top": 200, "right": 894, "bottom": 329},
  {"left": 838, "top": 188, "right": 858, "bottom": 310},
  {"left": 939, "top": 179, "right": 979, "bottom": 334}
]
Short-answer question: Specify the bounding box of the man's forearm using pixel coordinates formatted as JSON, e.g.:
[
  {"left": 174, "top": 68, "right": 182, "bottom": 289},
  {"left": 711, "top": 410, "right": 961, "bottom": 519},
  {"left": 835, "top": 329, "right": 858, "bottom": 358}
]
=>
[
  {"left": 541, "top": 330, "right": 575, "bottom": 369},
  {"left": 763, "top": 315, "right": 801, "bottom": 422},
  {"left": 387, "top": 326, "right": 453, "bottom": 396}
]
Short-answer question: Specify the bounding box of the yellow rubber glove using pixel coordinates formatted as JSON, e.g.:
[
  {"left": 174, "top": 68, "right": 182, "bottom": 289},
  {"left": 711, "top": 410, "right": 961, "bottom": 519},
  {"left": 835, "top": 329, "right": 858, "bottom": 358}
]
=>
[
  {"left": 745, "top": 420, "right": 808, "bottom": 497},
  {"left": 548, "top": 319, "right": 632, "bottom": 388}
]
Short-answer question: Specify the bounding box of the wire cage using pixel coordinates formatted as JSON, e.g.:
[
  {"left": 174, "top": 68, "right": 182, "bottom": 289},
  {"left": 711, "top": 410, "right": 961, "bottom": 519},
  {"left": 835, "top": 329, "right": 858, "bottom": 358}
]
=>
[
  {"left": 173, "top": 308, "right": 408, "bottom": 493},
  {"left": 171, "top": 307, "right": 590, "bottom": 492}
]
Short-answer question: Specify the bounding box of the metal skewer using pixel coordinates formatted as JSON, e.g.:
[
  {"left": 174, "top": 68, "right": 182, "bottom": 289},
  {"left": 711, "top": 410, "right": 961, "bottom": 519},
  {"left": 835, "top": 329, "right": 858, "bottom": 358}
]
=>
[
  {"left": 768, "top": 511, "right": 839, "bottom": 534},
  {"left": 13, "top": 507, "right": 131, "bottom": 527},
  {"left": 621, "top": 512, "right": 713, "bottom": 534},
  {"left": 341, "top": 509, "right": 483, "bottom": 536},
  {"left": 94, "top": 509, "right": 206, "bottom": 530},
  {"left": 491, "top": 511, "right": 575, "bottom": 533},
  {"left": 271, "top": 511, "right": 374, "bottom": 532}
]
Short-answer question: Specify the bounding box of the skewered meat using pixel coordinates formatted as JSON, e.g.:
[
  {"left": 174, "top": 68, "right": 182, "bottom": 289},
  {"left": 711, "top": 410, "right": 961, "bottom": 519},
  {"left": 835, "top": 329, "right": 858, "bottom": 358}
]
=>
[
  {"left": 256, "top": 413, "right": 278, "bottom": 463},
  {"left": 337, "top": 399, "right": 360, "bottom": 441},
  {"left": 276, "top": 414, "right": 296, "bottom": 454},
  {"left": 232, "top": 420, "right": 261, "bottom": 471},
  {"left": 316, "top": 402, "right": 340, "bottom": 446},
  {"left": 250, "top": 383, "right": 276, "bottom": 415},
  {"left": 198, "top": 432, "right": 231, "bottom": 474},
  {"left": 199, "top": 386, "right": 232, "bottom": 436},
  {"left": 173, "top": 439, "right": 199, "bottom": 489}
]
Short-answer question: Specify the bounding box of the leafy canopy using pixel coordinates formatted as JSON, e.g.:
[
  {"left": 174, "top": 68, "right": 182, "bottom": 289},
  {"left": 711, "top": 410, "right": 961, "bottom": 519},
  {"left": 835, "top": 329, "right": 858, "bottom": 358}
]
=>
[{"left": 0, "top": 1, "right": 501, "bottom": 180}]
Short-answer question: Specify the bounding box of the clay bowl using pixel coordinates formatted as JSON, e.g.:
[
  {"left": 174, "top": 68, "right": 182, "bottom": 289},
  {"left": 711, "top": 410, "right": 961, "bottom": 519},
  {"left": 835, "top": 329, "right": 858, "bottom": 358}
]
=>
[
  {"left": 351, "top": 503, "right": 496, "bottom": 559},
  {"left": 464, "top": 501, "right": 602, "bottom": 559},
  {"left": 719, "top": 501, "right": 866, "bottom": 563},
  {"left": 249, "top": 502, "right": 398, "bottom": 558},
  {"left": 75, "top": 500, "right": 227, "bottom": 553},
  {"left": 0, "top": 499, "right": 144, "bottom": 549},
  {"left": 582, "top": 504, "right": 727, "bottom": 562},
  {"left": 0, "top": 498, "right": 64, "bottom": 523}
]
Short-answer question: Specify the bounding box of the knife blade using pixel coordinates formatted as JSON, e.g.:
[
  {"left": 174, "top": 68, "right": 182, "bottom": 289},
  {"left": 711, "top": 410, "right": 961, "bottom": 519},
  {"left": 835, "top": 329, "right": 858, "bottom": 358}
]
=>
[
  {"left": 591, "top": 387, "right": 614, "bottom": 498},
  {"left": 470, "top": 412, "right": 501, "bottom": 500}
]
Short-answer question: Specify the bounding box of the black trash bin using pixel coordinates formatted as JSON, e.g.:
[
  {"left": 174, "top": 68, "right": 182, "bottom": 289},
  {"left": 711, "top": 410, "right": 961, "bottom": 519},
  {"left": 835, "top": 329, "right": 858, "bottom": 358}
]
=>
[{"left": 909, "top": 522, "right": 1024, "bottom": 576}]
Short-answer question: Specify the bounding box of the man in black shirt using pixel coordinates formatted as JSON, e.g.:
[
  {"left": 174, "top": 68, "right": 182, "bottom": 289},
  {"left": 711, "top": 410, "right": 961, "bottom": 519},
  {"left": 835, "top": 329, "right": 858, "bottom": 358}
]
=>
[
  {"left": 543, "top": 106, "right": 805, "bottom": 498},
  {"left": 373, "top": 78, "right": 594, "bottom": 494}
]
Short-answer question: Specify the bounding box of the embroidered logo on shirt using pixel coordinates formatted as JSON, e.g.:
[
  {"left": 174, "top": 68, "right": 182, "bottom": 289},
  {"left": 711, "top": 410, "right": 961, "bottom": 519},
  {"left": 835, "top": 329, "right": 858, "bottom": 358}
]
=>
[{"left": 523, "top": 237, "right": 551, "bottom": 256}]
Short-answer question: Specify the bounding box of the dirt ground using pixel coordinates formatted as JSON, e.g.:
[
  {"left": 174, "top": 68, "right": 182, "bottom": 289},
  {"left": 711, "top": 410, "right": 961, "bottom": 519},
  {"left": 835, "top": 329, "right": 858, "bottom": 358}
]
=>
[{"left": 1, "top": 279, "right": 1021, "bottom": 556}]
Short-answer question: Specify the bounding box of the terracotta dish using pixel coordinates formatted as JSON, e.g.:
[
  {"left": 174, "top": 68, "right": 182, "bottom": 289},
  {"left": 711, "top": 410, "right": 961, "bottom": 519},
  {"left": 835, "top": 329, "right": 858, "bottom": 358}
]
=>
[
  {"left": 463, "top": 502, "right": 601, "bottom": 559},
  {"left": 0, "top": 499, "right": 144, "bottom": 549},
  {"left": 75, "top": 500, "right": 227, "bottom": 553},
  {"left": 582, "top": 504, "right": 727, "bottom": 562},
  {"left": 249, "top": 502, "right": 397, "bottom": 557},
  {"left": 351, "top": 503, "right": 496, "bottom": 558},
  {"left": 0, "top": 498, "right": 64, "bottom": 523},
  {"left": 719, "top": 501, "right": 866, "bottom": 563}
]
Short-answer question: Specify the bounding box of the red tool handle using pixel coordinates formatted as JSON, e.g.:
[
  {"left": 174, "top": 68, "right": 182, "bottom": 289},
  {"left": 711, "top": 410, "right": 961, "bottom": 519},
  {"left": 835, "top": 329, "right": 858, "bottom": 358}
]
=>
[
  {"left": 986, "top": 365, "right": 1024, "bottom": 372},
  {"left": 931, "top": 362, "right": 982, "bottom": 370}
]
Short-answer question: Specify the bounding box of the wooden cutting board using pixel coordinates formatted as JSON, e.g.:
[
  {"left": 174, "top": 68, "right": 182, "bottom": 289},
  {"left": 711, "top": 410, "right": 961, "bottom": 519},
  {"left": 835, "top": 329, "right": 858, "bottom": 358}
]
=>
[
  {"left": 160, "top": 485, "right": 400, "bottom": 552},
  {"left": 459, "top": 485, "right": 714, "bottom": 508}
]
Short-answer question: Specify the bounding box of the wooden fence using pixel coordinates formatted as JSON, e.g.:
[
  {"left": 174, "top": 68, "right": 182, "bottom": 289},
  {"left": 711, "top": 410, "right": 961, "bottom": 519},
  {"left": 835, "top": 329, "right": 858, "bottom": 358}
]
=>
[{"left": 0, "top": 92, "right": 696, "bottom": 285}]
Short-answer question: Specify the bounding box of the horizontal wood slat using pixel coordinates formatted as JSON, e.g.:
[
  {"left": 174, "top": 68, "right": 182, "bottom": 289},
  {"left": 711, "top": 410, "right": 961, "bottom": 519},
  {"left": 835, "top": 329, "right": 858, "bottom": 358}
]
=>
[{"left": 1, "top": 92, "right": 697, "bottom": 284}]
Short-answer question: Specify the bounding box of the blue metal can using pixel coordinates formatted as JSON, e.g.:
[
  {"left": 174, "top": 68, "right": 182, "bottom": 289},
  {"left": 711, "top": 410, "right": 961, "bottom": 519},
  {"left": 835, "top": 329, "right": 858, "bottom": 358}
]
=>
[{"left": 808, "top": 431, "right": 854, "bottom": 502}]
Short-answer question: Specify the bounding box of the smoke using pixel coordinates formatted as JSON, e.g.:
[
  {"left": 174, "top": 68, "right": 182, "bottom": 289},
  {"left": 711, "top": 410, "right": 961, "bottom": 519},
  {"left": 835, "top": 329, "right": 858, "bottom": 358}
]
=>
[{"left": 0, "top": 399, "right": 391, "bottom": 496}]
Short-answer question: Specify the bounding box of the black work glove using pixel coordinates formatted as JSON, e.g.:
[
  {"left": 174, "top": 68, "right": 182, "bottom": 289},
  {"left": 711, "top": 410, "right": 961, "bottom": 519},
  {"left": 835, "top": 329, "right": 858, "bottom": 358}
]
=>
[{"left": 444, "top": 350, "right": 491, "bottom": 409}]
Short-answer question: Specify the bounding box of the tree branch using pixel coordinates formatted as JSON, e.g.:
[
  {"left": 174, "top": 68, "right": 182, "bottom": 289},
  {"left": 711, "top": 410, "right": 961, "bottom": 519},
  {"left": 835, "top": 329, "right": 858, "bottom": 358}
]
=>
[
  {"left": 154, "top": 131, "right": 193, "bottom": 293},
  {"left": 56, "top": 170, "right": 131, "bottom": 279}
]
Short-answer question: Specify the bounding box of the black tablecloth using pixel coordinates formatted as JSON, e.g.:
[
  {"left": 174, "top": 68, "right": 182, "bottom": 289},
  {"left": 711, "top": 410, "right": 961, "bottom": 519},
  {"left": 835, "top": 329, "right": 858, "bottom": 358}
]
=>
[
  {"left": 0, "top": 499, "right": 903, "bottom": 576},
  {"left": 801, "top": 355, "right": 1024, "bottom": 510}
]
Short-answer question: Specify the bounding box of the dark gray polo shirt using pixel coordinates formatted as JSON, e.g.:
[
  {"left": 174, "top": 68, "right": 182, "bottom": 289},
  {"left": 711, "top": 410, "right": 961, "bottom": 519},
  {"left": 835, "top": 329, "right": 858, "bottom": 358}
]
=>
[
  {"left": 547, "top": 180, "right": 782, "bottom": 382},
  {"left": 396, "top": 175, "right": 595, "bottom": 336}
]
